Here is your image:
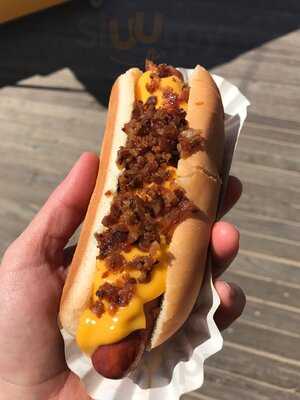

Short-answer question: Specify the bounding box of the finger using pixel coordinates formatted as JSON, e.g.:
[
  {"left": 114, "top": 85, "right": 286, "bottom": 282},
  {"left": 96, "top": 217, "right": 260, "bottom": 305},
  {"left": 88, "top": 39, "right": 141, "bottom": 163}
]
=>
[
  {"left": 20, "top": 152, "right": 99, "bottom": 262},
  {"left": 214, "top": 280, "right": 246, "bottom": 331},
  {"left": 219, "top": 176, "right": 242, "bottom": 218},
  {"left": 211, "top": 221, "right": 239, "bottom": 278}
]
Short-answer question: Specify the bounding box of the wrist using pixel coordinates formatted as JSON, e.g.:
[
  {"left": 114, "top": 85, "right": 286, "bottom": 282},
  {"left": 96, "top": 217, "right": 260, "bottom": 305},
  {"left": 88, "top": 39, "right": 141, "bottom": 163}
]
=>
[
  {"left": 0, "top": 380, "right": 59, "bottom": 400},
  {"left": 0, "top": 371, "right": 66, "bottom": 400},
  {"left": 0, "top": 371, "right": 90, "bottom": 400}
]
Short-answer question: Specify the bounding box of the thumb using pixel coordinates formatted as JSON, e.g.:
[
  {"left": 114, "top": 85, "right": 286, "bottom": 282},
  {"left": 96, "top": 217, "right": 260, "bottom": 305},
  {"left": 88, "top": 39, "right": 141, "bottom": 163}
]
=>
[{"left": 7, "top": 152, "right": 99, "bottom": 265}]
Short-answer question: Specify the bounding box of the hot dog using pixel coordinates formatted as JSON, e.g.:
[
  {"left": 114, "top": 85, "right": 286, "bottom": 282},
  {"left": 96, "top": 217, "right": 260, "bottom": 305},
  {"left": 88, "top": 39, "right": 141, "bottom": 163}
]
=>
[
  {"left": 59, "top": 61, "right": 225, "bottom": 379},
  {"left": 91, "top": 298, "right": 159, "bottom": 378}
]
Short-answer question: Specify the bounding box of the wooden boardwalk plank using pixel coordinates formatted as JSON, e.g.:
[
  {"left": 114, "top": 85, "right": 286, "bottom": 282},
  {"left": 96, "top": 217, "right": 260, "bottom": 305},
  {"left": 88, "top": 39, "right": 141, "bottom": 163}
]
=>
[
  {"left": 233, "top": 181, "right": 300, "bottom": 223},
  {"left": 184, "top": 365, "right": 300, "bottom": 400},
  {"left": 247, "top": 111, "right": 300, "bottom": 134},
  {"left": 240, "top": 300, "right": 300, "bottom": 337},
  {"left": 205, "top": 344, "right": 300, "bottom": 391},
  {"left": 224, "top": 269, "right": 300, "bottom": 310},
  {"left": 223, "top": 320, "right": 300, "bottom": 363},
  {"left": 228, "top": 209, "right": 300, "bottom": 242},
  {"left": 237, "top": 229, "right": 300, "bottom": 263},
  {"left": 230, "top": 252, "right": 300, "bottom": 286},
  {"left": 0, "top": 5, "right": 299, "bottom": 398},
  {"left": 245, "top": 123, "right": 300, "bottom": 144},
  {"left": 232, "top": 161, "right": 300, "bottom": 192},
  {"left": 235, "top": 136, "right": 300, "bottom": 173}
]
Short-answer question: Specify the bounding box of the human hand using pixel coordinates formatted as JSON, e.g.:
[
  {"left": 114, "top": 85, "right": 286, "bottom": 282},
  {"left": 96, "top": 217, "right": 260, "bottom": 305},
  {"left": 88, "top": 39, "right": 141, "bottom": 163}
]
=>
[
  {"left": 211, "top": 176, "right": 246, "bottom": 330},
  {"left": 0, "top": 153, "right": 245, "bottom": 400},
  {"left": 0, "top": 153, "right": 99, "bottom": 400}
]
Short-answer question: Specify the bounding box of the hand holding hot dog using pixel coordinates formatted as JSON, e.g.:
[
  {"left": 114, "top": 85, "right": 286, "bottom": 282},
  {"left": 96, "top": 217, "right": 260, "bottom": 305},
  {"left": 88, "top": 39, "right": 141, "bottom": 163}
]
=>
[{"left": 0, "top": 152, "right": 244, "bottom": 399}]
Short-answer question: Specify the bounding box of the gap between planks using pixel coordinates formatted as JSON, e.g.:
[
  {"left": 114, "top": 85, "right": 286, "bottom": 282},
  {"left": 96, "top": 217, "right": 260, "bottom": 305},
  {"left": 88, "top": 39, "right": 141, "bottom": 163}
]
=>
[
  {"left": 229, "top": 210, "right": 300, "bottom": 243},
  {"left": 224, "top": 341, "right": 300, "bottom": 369},
  {"left": 234, "top": 160, "right": 300, "bottom": 181},
  {"left": 239, "top": 249, "right": 300, "bottom": 268},
  {"left": 185, "top": 393, "right": 216, "bottom": 400},
  {"left": 205, "top": 365, "right": 300, "bottom": 396},
  {"left": 242, "top": 132, "right": 300, "bottom": 149},
  {"left": 229, "top": 269, "right": 300, "bottom": 290},
  {"left": 247, "top": 118, "right": 300, "bottom": 136},
  {"left": 228, "top": 209, "right": 300, "bottom": 229},
  {"left": 237, "top": 319, "right": 300, "bottom": 340},
  {"left": 13, "top": 83, "right": 87, "bottom": 93},
  {"left": 246, "top": 295, "right": 300, "bottom": 315},
  {"left": 239, "top": 228, "right": 300, "bottom": 247}
]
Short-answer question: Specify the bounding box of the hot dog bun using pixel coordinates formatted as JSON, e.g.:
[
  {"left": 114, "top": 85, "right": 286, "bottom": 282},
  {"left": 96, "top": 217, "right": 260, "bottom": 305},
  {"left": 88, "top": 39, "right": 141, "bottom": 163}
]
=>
[
  {"left": 60, "top": 68, "right": 142, "bottom": 335},
  {"left": 151, "top": 66, "right": 224, "bottom": 347},
  {"left": 59, "top": 64, "right": 224, "bottom": 357}
]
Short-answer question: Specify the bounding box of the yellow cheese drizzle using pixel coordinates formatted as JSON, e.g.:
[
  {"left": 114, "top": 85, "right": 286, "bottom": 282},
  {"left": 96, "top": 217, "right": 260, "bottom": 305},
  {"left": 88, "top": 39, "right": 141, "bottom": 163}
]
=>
[{"left": 77, "top": 69, "right": 187, "bottom": 355}]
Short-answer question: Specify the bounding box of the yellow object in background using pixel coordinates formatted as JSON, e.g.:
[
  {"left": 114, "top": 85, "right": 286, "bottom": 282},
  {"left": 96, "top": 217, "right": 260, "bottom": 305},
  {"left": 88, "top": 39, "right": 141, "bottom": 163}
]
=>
[{"left": 0, "top": 0, "right": 68, "bottom": 24}]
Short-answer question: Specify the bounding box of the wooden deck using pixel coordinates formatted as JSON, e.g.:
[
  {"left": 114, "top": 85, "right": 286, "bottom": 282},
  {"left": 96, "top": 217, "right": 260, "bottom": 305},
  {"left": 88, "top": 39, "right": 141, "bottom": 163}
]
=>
[{"left": 0, "top": 2, "right": 299, "bottom": 399}]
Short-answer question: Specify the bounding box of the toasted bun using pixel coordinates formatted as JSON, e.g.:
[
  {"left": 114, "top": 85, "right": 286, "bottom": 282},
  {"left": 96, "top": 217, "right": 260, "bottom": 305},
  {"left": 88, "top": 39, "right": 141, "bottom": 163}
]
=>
[
  {"left": 59, "top": 65, "right": 225, "bottom": 349},
  {"left": 59, "top": 68, "right": 142, "bottom": 334},
  {"left": 151, "top": 66, "right": 224, "bottom": 347}
]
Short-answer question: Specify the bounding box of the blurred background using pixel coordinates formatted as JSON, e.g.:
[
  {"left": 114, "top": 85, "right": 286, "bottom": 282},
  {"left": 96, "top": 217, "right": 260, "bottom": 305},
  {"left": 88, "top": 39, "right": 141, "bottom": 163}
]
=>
[{"left": 0, "top": 1, "right": 299, "bottom": 398}]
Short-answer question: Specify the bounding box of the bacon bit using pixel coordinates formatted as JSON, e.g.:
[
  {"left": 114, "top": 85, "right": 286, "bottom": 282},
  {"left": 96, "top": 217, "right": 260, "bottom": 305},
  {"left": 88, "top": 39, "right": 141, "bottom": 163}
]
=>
[
  {"left": 96, "top": 224, "right": 129, "bottom": 259},
  {"left": 146, "top": 73, "right": 160, "bottom": 93},
  {"left": 178, "top": 128, "right": 206, "bottom": 158},
  {"left": 127, "top": 276, "right": 137, "bottom": 285},
  {"left": 96, "top": 279, "right": 137, "bottom": 308},
  {"left": 101, "top": 203, "right": 122, "bottom": 227},
  {"left": 105, "top": 190, "right": 113, "bottom": 197},
  {"left": 162, "top": 87, "right": 179, "bottom": 110},
  {"left": 145, "top": 59, "right": 184, "bottom": 81},
  {"left": 145, "top": 95, "right": 157, "bottom": 106},
  {"left": 106, "top": 252, "right": 126, "bottom": 272},
  {"left": 157, "top": 64, "right": 183, "bottom": 80},
  {"left": 178, "top": 85, "right": 190, "bottom": 103},
  {"left": 137, "top": 270, "right": 152, "bottom": 283},
  {"left": 127, "top": 256, "right": 158, "bottom": 283},
  {"left": 90, "top": 301, "right": 105, "bottom": 318},
  {"left": 127, "top": 256, "right": 156, "bottom": 270},
  {"left": 149, "top": 241, "right": 160, "bottom": 258},
  {"left": 145, "top": 59, "right": 157, "bottom": 72}
]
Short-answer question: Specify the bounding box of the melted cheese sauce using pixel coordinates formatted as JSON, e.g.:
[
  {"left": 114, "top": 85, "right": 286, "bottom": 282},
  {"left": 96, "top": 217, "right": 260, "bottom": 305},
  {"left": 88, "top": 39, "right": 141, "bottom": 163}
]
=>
[
  {"left": 77, "top": 246, "right": 168, "bottom": 354},
  {"left": 135, "top": 71, "right": 187, "bottom": 111},
  {"left": 76, "top": 70, "right": 187, "bottom": 355}
]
